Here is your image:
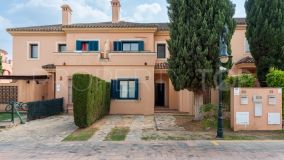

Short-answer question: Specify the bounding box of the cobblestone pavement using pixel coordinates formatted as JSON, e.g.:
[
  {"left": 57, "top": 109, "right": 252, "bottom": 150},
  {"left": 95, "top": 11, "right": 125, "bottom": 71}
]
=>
[{"left": 1, "top": 115, "right": 284, "bottom": 160}]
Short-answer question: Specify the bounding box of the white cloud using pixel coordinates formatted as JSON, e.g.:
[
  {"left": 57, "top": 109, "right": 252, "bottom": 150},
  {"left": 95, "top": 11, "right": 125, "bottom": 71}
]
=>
[
  {"left": 0, "top": 16, "right": 12, "bottom": 29},
  {"left": 9, "top": 0, "right": 111, "bottom": 23},
  {"left": 124, "top": 3, "right": 167, "bottom": 22}
]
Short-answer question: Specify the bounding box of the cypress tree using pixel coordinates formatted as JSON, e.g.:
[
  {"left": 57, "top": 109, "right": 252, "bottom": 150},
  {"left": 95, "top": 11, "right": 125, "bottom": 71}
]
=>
[
  {"left": 167, "top": 0, "right": 236, "bottom": 118},
  {"left": 245, "top": 0, "right": 284, "bottom": 86}
]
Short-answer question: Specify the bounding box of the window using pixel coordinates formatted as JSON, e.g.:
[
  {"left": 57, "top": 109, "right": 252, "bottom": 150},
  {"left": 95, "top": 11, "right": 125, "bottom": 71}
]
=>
[
  {"left": 113, "top": 41, "right": 144, "bottom": 52},
  {"left": 157, "top": 44, "right": 166, "bottom": 58},
  {"left": 111, "top": 79, "right": 139, "bottom": 100},
  {"left": 58, "top": 44, "right": 67, "bottom": 52},
  {"left": 76, "top": 40, "right": 99, "bottom": 51},
  {"left": 122, "top": 42, "right": 139, "bottom": 51},
  {"left": 29, "top": 44, "right": 39, "bottom": 59},
  {"left": 245, "top": 39, "right": 250, "bottom": 53}
]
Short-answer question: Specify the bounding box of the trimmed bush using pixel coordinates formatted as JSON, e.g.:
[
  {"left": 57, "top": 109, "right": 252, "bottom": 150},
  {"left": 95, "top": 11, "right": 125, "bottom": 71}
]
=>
[
  {"left": 72, "top": 74, "right": 111, "bottom": 128},
  {"left": 222, "top": 74, "right": 256, "bottom": 111},
  {"left": 266, "top": 68, "right": 284, "bottom": 117},
  {"left": 227, "top": 74, "right": 256, "bottom": 87}
]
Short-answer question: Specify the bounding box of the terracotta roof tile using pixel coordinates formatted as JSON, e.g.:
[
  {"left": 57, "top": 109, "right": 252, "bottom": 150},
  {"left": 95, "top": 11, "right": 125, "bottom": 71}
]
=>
[
  {"left": 7, "top": 18, "right": 246, "bottom": 32},
  {"left": 235, "top": 56, "right": 255, "bottom": 65}
]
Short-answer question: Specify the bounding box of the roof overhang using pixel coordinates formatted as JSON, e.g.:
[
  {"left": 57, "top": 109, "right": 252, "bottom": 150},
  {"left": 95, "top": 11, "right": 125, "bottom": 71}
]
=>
[
  {"left": 0, "top": 75, "right": 49, "bottom": 80},
  {"left": 62, "top": 27, "right": 158, "bottom": 33}
]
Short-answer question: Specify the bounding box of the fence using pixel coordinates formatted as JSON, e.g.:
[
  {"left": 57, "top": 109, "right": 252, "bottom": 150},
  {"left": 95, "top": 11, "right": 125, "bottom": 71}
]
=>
[{"left": 27, "top": 98, "right": 64, "bottom": 121}]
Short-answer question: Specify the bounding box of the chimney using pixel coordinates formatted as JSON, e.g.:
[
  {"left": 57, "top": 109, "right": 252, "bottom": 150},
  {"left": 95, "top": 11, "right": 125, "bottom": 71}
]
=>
[
  {"left": 111, "top": 0, "right": 121, "bottom": 23},
  {"left": 61, "top": 4, "right": 72, "bottom": 25}
]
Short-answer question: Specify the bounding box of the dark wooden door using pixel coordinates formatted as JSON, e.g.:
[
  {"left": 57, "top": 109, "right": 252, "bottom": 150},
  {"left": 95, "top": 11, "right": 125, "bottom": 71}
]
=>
[{"left": 155, "top": 83, "right": 165, "bottom": 106}]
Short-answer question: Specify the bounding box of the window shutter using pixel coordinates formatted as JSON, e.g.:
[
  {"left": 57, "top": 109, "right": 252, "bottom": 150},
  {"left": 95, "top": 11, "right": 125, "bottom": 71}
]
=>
[
  {"left": 111, "top": 80, "right": 119, "bottom": 99},
  {"left": 76, "top": 40, "right": 82, "bottom": 51},
  {"left": 88, "top": 41, "right": 99, "bottom": 51},
  {"left": 138, "top": 41, "right": 144, "bottom": 51},
  {"left": 114, "top": 41, "right": 122, "bottom": 51},
  {"left": 94, "top": 41, "right": 99, "bottom": 51},
  {"left": 134, "top": 79, "right": 139, "bottom": 99}
]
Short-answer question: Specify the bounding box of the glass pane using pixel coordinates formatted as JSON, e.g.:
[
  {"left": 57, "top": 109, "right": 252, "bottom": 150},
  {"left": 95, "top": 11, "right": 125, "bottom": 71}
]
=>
[
  {"left": 59, "top": 44, "right": 66, "bottom": 52},
  {"left": 157, "top": 44, "right": 166, "bottom": 58},
  {"left": 123, "top": 43, "right": 131, "bottom": 51},
  {"left": 31, "top": 44, "right": 38, "bottom": 58},
  {"left": 120, "top": 81, "right": 128, "bottom": 98},
  {"left": 128, "top": 81, "right": 136, "bottom": 98},
  {"left": 245, "top": 39, "right": 250, "bottom": 53},
  {"left": 131, "top": 43, "right": 139, "bottom": 51}
]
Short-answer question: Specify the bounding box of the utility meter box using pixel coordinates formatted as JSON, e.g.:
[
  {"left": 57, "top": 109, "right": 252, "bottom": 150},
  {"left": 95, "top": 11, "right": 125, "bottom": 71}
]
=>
[
  {"left": 231, "top": 88, "right": 282, "bottom": 131},
  {"left": 253, "top": 95, "right": 263, "bottom": 103},
  {"left": 268, "top": 95, "right": 277, "bottom": 105},
  {"left": 240, "top": 95, "right": 249, "bottom": 105}
]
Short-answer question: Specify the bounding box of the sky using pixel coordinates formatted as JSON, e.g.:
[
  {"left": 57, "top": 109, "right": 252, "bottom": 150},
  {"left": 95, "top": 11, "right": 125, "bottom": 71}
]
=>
[{"left": 0, "top": 0, "right": 246, "bottom": 59}]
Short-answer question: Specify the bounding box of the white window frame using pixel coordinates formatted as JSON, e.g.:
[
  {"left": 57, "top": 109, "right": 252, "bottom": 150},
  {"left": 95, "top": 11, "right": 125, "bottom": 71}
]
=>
[
  {"left": 244, "top": 39, "right": 251, "bottom": 54},
  {"left": 27, "top": 41, "right": 40, "bottom": 60},
  {"left": 76, "top": 39, "right": 100, "bottom": 52},
  {"left": 155, "top": 41, "right": 168, "bottom": 60},
  {"left": 56, "top": 41, "right": 67, "bottom": 52}
]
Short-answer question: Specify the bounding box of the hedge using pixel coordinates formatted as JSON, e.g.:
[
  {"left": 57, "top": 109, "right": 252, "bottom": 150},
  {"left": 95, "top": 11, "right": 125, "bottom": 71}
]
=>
[
  {"left": 72, "top": 74, "right": 111, "bottom": 128},
  {"left": 266, "top": 68, "right": 284, "bottom": 117},
  {"left": 223, "top": 74, "right": 256, "bottom": 111}
]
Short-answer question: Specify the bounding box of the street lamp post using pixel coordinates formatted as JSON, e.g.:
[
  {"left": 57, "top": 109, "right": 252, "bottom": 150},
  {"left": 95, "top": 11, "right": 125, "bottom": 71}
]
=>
[{"left": 216, "top": 25, "right": 230, "bottom": 139}]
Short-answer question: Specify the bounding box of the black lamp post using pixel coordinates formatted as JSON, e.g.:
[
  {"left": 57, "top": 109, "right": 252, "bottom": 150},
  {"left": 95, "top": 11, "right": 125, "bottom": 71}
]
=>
[{"left": 216, "top": 25, "right": 230, "bottom": 139}]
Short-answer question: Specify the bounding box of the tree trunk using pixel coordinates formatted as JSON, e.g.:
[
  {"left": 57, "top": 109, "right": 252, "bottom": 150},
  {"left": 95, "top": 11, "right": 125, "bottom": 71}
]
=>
[{"left": 194, "top": 92, "right": 203, "bottom": 120}]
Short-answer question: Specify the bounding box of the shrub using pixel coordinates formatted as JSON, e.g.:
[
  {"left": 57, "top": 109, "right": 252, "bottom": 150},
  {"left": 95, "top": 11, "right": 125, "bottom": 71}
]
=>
[
  {"left": 266, "top": 68, "right": 284, "bottom": 117},
  {"left": 223, "top": 74, "right": 256, "bottom": 111},
  {"left": 227, "top": 74, "right": 256, "bottom": 87},
  {"left": 200, "top": 104, "right": 217, "bottom": 129},
  {"left": 72, "top": 74, "right": 111, "bottom": 128}
]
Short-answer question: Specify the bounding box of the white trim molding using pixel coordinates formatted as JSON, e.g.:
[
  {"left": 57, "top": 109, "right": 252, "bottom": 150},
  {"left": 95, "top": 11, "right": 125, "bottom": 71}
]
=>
[
  {"left": 27, "top": 41, "right": 40, "bottom": 60},
  {"left": 55, "top": 41, "right": 67, "bottom": 52},
  {"left": 155, "top": 41, "right": 168, "bottom": 60}
]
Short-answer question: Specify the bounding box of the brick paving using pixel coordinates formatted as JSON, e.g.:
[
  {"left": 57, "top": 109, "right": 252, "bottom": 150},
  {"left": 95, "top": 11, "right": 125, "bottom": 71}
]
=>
[{"left": 1, "top": 115, "right": 284, "bottom": 159}]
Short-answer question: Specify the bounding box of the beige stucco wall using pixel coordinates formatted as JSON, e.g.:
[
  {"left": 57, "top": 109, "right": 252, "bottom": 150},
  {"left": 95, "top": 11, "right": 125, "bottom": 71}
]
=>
[
  {"left": 0, "top": 77, "right": 54, "bottom": 111},
  {"left": 231, "top": 88, "right": 282, "bottom": 131},
  {"left": 55, "top": 53, "right": 156, "bottom": 115},
  {"left": 12, "top": 33, "right": 65, "bottom": 75}
]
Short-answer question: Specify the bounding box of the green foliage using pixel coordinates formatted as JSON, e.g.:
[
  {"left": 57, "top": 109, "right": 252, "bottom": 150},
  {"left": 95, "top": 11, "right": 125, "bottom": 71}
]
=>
[
  {"left": 200, "top": 104, "right": 217, "bottom": 129},
  {"left": 227, "top": 74, "right": 256, "bottom": 87},
  {"left": 72, "top": 74, "right": 111, "bottom": 128},
  {"left": 245, "top": 0, "right": 284, "bottom": 86},
  {"left": 266, "top": 68, "right": 284, "bottom": 117},
  {"left": 104, "top": 127, "right": 130, "bottom": 141},
  {"left": 222, "top": 74, "right": 256, "bottom": 111},
  {"left": 63, "top": 127, "right": 98, "bottom": 141},
  {"left": 167, "top": 0, "right": 236, "bottom": 92}
]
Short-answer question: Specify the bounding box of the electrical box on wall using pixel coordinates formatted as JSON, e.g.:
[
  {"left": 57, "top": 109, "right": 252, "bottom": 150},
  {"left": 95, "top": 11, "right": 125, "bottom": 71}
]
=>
[
  {"left": 254, "top": 103, "right": 263, "bottom": 117},
  {"left": 268, "top": 113, "right": 281, "bottom": 125},
  {"left": 240, "top": 95, "right": 249, "bottom": 105},
  {"left": 253, "top": 95, "right": 263, "bottom": 103},
  {"left": 268, "top": 95, "right": 277, "bottom": 105}
]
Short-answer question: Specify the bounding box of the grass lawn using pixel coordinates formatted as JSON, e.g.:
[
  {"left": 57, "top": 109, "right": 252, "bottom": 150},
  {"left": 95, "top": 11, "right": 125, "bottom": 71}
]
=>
[
  {"left": 0, "top": 113, "right": 26, "bottom": 121},
  {"left": 104, "top": 127, "right": 130, "bottom": 141},
  {"left": 63, "top": 127, "right": 98, "bottom": 141}
]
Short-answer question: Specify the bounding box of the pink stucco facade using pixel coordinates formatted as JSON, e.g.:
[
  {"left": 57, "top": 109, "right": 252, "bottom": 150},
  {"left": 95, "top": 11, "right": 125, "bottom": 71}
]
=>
[
  {"left": 231, "top": 88, "right": 282, "bottom": 131},
  {"left": 6, "top": 1, "right": 255, "bottom": 115}
]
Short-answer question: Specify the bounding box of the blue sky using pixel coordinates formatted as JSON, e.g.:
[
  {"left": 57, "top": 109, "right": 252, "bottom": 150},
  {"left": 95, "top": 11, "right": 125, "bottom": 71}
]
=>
[{"left": 0, "top": 0, "right": 246, "bottom": 59}]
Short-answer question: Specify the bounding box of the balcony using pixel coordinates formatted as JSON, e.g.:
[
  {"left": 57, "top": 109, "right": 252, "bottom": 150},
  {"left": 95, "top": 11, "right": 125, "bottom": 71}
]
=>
[{"left": 53, "top": 51, "right": 157, "bottom": 67}]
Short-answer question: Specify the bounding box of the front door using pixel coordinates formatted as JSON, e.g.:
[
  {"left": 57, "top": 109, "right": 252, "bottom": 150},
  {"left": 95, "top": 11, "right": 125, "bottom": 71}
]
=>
[{"left": 155, "top": 83, "right": 165, "bottom": 107}]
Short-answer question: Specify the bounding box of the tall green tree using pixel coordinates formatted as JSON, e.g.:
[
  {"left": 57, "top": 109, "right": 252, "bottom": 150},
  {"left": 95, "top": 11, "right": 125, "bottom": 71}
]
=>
[
  {"left": 167, "top": 0, "right": 236, "bottom": 118},
  {"left": 245, "top": 0, "right": 284, "bottom": 86}
]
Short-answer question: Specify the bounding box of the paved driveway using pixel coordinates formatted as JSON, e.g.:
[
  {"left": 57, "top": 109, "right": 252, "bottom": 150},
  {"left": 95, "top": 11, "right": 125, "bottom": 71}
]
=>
[{"left": 1, "top": 115, "right": 284, "bottom": 160}]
